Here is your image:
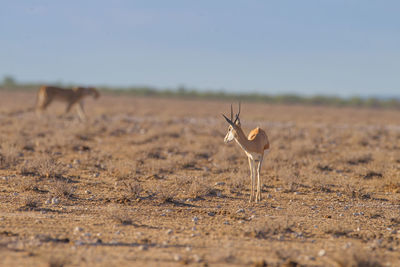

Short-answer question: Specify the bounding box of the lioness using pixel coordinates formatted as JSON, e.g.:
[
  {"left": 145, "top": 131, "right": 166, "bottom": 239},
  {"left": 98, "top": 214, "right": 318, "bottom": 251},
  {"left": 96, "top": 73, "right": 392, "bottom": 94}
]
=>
[{"left": 36, "top": 85, "right": 100, "bottom": 120}]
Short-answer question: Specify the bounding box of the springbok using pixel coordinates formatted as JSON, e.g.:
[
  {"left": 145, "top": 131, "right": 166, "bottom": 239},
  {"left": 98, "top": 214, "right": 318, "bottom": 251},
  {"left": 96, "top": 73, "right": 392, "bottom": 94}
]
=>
[
  {"left": 222, "top": 103, "right": 270, "bottom": 202},
  {"left": 36, "top": 86, "right": 100, "bottom": 120}
]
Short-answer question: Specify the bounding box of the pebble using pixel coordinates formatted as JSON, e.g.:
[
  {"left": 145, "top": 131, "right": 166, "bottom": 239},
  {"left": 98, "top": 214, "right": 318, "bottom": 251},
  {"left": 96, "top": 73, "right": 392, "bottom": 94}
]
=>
[
  {"left": 45, "top": 199, "right": 51, "bottom": 205},
  {"left": 13, "top": 192, "right": 19, "bottom": 196},
  {"left": 85, "top": 190, "right": 91, "bottom": 194},
  {"left": 166, "top": 229, "right": 173, "bottom": 235},
  {"left": 214, "top": 182, "right": 225, "bottom": 186},
  {"left": 185, "top": 246, "right": 192, "bottom": 251},
  {"left": 192, "top": 216, "right": 199, "bottom": 223},
  {"left": 236, "top": 208, "right": 245, "bottom": 213},
  {"left": 74, "top": 227, "right": 83, "bottom": 234},
  {"left": 93, "top": 173, "right": 100, "bottom": 178},
  {"left": 51, "top": 197, "right": 60, "bottom": 205},
  {"left": 208, "top": 212, "right": 215, "bottom": 217},
  {"left": 192, "top": 254, "right": 202, "bottom": 263},
  {"left": 318, "top": 249, "right": 326, "bottom": 257},
  {"left": 173, "top": 254, "right": 182, "bottom": 261},
  {"left": 223, "top": 221, "right": 230, "bottom": 225},
  {"left": 138, "top": 245, "right": 148, "bottom": 251}
]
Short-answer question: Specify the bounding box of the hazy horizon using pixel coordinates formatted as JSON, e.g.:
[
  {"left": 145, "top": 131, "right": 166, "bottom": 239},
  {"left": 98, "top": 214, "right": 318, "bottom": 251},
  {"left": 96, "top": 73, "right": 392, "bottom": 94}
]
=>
[{"left": 1, "top": 1, "right": 399, "bottom": 98}]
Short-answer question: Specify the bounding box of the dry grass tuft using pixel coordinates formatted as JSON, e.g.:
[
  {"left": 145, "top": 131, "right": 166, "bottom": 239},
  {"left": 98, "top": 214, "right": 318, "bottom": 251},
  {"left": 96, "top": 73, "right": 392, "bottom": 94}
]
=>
[
  {"left": 122, "top": 181, "right": 143, "bottom": 199},
  {"left": 22, "top": 195, "right": 39, "bottom": 209},
  {"left": 20, "top": 156, "right": 67, "bottom": 179},
  {"left": 48, "top": 256, "right": 68, "bottom": 267},
  {"left": 188, "top": 177, "right": 213, "bottom": 198},
  {"left": 247, "top": 217, "right": 295, "bottom": 239},
  {"left": 0, "top": 144, "right": 20, "bottom": 168},
  {"left": 110, "top": 210, "right": 134, "bottom": 226},
  {"left": 333, "top": 249, "right": 383, "bottom": 267},
  {"left": 155, "top": 183, "right": 178, "bottom": 203},
  {"left": 49, "top": 180, "right": 74, "bottom": 199}
]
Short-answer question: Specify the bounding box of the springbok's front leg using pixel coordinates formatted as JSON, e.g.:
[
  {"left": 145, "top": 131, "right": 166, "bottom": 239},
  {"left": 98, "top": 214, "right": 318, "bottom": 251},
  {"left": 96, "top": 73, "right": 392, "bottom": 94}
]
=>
[
  {"left": 256, "top": 155, "right": 264, "bottom": 202},
  {"left": 248, "top": 157, "right": 255, "bottom": 202},
  {"left": 76, "top": 101, "right": 86, "bottom": 121}
]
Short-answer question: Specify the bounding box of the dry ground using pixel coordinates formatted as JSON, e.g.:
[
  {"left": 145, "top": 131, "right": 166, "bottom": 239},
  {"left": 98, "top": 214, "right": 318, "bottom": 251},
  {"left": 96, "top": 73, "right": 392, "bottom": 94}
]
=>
[{"left": 0, "top": 90, "right": 399, "bottom": 267}]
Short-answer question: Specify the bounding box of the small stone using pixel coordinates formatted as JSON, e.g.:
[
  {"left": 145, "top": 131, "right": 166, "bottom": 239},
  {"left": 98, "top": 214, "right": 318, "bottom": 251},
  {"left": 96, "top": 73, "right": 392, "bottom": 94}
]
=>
[
  {"left": 192, "top": 254, "right": 202, "bottom": 263},
  {"left": 236, "top": 208, "right": 245, "bottom": 213},
  {"left": 73, "top": 159, "right": 81, "bottom": 164},
  {"left": 185, "top": 246, "right": 192, "bottom": 251},
  {"left": 207, "top": 212, "right": 215, "bottom": 217},
  {"left": 192, "top": 216, "right": 199, "bottom": 223},
  {"left": 74, "top": 227, "right": 83, "bottom": 234},
  {"left": 13, "top": 192, "right": 19, "bottom": 196},
  {"left": 138, "top": 245, "right": 148, "bottom": 251},
  {"left": 75, "top": 240, "right": 84, "bottom": 246},
  {"left": 51, "top": 197, "right": 60, "bottom": 205},
  {"left": 318, "top": 249, "right": 326, "bottom": 257},
  {"left": 173, "top": 254, "right": 182, "bottom": 261},
  {"left": 166, "top": 229, "right": 173, "bottom": 235},
  {"left": 214, "top": 182, "right": 225, "bottom": 186},
  {"left": 45, "top": 199, "right": 51, "bottom": 205},
  {"left": 93, "top": 173, "right": 100, "bottom": 178},
  {"left": 85, "top": 190, "right": 91, "bottom": 194},
  {"left": 223, "top": 221, "right": 230, "bottom": 225}
]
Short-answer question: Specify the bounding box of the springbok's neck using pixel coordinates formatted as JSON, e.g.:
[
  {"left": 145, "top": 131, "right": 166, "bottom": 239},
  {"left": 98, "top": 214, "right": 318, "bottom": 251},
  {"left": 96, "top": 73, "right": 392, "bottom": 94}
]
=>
[{"left": 234, "top": 127, "right": 251, "bottom": 152}]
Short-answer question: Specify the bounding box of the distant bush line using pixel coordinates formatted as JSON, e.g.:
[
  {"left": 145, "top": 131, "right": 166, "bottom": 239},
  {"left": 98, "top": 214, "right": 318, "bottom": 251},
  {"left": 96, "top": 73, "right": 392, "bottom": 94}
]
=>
[{"left": 0, "top": 78, "right": 399, "bottom": 109}]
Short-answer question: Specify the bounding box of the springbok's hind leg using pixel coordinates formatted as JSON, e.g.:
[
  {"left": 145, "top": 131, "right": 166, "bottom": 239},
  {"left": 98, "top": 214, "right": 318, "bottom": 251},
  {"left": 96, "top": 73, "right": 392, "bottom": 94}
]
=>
[
  {"left": 248, "top": 157, "right": 255, "bottom": 202},
  {"left": 256, "top": 154, "right": 264, "bottom": 202}
]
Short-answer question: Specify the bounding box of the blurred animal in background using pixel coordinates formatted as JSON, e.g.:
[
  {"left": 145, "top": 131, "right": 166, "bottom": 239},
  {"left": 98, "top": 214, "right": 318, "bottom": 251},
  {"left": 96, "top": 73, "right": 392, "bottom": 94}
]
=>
[
  {"left": 222, "top": 102, "right": 270, "bottom": 203},
  {"left": 36, "top": 85, "right": 100, "bottom": 120}
]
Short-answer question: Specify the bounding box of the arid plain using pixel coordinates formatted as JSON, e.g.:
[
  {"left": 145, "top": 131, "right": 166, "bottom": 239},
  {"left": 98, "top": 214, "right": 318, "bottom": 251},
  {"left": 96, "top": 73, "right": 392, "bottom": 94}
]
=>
[{"left": 0, "top": 90, "right": 399, "bottom": 266}]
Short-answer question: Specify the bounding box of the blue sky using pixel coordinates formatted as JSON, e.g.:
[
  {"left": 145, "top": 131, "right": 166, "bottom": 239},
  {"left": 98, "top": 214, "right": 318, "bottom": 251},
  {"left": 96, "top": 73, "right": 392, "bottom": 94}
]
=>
[{"left": 1, "top": 1, "right": 399, "bottom": 97}]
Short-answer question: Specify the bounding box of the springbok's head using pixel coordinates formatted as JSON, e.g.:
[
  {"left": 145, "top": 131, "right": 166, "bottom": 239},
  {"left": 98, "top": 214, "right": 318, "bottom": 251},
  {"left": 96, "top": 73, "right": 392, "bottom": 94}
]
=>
[
  {"left": 222, "top": 102, "right": 241, "bottom": 143},
  {"left": 87, "top": 87, "right": 100, "bottom": 99}
]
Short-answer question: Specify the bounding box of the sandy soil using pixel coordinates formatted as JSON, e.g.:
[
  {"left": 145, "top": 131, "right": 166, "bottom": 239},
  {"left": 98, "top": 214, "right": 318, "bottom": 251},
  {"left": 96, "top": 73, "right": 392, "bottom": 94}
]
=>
[{"left": 0, "top": 90, "right": 399, "bottom": 266}]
